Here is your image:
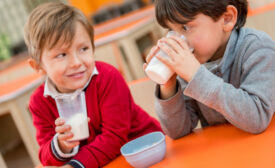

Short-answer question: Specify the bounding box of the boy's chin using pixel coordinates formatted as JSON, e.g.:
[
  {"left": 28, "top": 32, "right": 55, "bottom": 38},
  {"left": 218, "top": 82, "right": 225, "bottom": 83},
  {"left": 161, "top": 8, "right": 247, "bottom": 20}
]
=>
[
  {"left": 71, "top": 84, "right": 86, "bottom": 91},
  {"left": 57, "top": 85, "right": 85, "bottom": 93}
]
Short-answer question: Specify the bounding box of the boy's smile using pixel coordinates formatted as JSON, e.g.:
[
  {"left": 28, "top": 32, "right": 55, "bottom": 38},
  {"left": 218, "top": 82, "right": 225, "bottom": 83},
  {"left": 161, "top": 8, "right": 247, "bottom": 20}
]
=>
[
  {"left": 67, "top": 70, "right": 86, "bottom": 79},
  {"left": 39, "top": 22, "right": 95, "bottom": 93}
]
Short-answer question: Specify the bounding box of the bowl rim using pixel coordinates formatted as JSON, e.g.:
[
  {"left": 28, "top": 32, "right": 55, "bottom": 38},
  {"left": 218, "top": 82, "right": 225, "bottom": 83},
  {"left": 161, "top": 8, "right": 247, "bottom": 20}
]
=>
[{"left": 120, "top": 131, "right": 165, "bottom": 157}]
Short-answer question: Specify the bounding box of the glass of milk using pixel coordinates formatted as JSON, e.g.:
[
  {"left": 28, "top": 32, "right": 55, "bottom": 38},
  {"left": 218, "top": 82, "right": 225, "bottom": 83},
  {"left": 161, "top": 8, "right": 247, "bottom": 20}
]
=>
[
  {"left": 145, "top": 31, "right": 193, "bottom": 84},
  {"left": 55, "top": 91, "right": 89, "bottom": 142}
]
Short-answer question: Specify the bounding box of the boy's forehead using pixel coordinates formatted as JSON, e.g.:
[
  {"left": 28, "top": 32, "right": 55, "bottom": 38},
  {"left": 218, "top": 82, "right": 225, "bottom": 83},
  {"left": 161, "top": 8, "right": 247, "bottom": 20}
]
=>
[
  {"left": 47, "top": 40, "right": 72, "bottom": 52},
  {"left": 41, "top": 22, "right": 93, "bottom": 53},
  {"left": 45, "top": 31, "right": 74, "bottom": 50},
  {"left": 167, "top": 12, "right": 194, "bottom": 24}
]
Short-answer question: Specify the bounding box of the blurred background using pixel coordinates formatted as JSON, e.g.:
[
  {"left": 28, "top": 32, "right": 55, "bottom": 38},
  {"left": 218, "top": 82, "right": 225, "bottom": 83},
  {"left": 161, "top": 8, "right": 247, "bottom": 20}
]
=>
[{"left": 0, "top": 0, "right": 275, "bottom": 167}]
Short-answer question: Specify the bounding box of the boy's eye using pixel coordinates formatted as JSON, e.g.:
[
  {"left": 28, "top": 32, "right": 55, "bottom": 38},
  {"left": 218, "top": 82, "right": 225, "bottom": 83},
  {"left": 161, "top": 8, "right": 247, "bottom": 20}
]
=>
[
  {"left": 56, "top": 53, "right": 66, "bottom": 58},
  {"left": 182, "top": 25, "right": 190, "bottom": 32},
  {"left": 80, "top": 47, "right": 89, "bottom": 52}
]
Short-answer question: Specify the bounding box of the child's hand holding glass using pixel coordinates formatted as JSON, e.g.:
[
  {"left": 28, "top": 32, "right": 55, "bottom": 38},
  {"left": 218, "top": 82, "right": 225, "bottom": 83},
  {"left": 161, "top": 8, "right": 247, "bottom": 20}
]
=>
[
  {"left": 54, "top": 117, "right": 91, "bottom": 153},
  {"left": 144, "top": 31, "right": 201, "bottom": 99},
  {"left": 54, "top": 118, "right": 80, "bottom": 153},
  {"left": 143, "top": 44, "right": 178, "bottom": 99},
  {"left": 156, "top": 33, "right": 200, "bottom": 83}
]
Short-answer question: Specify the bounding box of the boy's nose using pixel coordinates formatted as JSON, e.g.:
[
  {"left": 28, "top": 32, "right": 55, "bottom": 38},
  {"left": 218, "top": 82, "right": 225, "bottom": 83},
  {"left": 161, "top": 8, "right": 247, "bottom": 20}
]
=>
[{"left": 69, "top": 54, "right": 82, "bottom": 68}]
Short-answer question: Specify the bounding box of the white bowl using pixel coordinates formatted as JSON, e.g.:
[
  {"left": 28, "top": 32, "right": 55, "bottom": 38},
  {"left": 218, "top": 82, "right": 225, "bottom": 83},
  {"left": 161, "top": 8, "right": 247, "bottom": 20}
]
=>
[{"left": 120, "top": 131, "right": 166, "bottom": 168}]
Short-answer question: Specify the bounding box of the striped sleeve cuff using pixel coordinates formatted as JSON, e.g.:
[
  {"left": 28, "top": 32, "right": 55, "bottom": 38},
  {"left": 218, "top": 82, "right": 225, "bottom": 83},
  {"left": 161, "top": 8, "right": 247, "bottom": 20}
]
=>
[
  {"left": 51, "top": 134, "right": 79, "bottom": 161},
  {"left": 66, "top": 159, "right": 85, "bottom": 168}
]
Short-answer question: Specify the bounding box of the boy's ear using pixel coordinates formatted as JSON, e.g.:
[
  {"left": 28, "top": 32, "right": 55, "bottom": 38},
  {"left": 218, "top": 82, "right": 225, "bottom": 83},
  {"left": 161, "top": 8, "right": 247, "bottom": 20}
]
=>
[
  {"left": 222, "top": 5, "right": 238, "bottom": 32},
  {"left": 27, "top": 58, "right": 46, "bottom": 75}
]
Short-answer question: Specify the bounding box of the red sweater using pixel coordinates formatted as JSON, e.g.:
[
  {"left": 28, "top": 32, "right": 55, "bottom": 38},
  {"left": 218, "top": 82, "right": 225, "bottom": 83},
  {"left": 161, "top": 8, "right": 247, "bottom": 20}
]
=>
[{"left": 29, "top": 62, "right": 162, "bottom": 168}]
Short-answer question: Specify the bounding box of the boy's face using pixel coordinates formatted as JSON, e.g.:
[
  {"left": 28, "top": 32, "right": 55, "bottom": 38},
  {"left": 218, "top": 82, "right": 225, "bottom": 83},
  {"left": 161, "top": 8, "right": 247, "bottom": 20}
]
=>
[
  {"left": 166, "top": 13, "right": 231, "bottom": 63},
  {"left": 40, "top": 22, "right": 94, "bottom": 93}
]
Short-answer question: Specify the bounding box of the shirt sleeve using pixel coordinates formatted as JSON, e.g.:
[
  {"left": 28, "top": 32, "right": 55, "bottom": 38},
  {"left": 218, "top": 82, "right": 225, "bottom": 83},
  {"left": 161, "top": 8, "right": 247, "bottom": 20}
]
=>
[
  {"left": 155, "top": 79, "right": 200, "bottom": 139},
  {"left": 52, "top": 134, "right": 79, "bottom": 160}
]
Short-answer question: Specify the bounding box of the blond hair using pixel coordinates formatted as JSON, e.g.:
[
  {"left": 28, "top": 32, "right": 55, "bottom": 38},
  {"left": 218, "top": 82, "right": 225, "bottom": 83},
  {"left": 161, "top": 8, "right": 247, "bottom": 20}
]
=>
[{"left": 24, "top": 2, "right": 94, "bottom": 63}]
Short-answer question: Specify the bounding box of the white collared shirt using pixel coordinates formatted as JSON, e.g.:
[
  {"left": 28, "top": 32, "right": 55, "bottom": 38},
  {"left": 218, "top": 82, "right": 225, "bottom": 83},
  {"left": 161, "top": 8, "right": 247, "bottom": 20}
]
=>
[{"left": 44, "top": 67, "right": 98, "bottom": 98}]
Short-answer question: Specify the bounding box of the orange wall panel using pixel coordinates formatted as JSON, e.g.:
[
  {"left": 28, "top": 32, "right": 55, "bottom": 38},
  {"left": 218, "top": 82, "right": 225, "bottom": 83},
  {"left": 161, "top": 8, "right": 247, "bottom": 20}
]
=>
[{"left": 68, "top": 0, "right": 123, "bottom": 16}]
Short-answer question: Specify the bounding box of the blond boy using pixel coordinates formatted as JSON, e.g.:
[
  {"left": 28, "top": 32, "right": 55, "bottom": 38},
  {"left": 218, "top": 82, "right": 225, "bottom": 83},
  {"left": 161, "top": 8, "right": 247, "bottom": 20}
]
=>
[{"left": 25, "top": 2, "right": 161, "bottom": 168}]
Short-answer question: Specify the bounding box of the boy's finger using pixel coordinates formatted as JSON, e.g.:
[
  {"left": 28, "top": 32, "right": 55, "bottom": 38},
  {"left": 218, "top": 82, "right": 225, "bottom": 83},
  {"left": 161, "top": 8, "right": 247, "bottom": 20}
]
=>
[
  {"left": 63, "top": 140, "right": 80, "bottom": 148},
  {"left": 170, "top": 35, "right": 189, "bottom": 51},
  {"left": 162, "top": 37, "right": 183, "bottom": 54},
  {"left": 87, "top": 117, "right": 91, "bottom": 122},
  {"left": 55, "top": 124, "right": 71, "bottom": 133},
  {"left": 156, "top": 53, "right": 173, "bottom": 68},
  {"left": 57, "top": 132, "right": 74, "bottom": 141},
  {"left": 143, "top": 63, "right": 148, "bottom": 71},
  {"left": 158, "top": 41, "right": 177, "bottom": 60},
  {"left": 146, "top": 45, "right": 159, "bottom": 63},
  {"left": 55, "top": 118, "right": 65, "bottom": 126}
]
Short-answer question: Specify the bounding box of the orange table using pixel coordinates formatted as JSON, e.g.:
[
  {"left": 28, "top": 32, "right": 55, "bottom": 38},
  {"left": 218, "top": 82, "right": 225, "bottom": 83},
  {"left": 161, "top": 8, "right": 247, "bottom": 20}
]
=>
[{"left": 104, "top": 117, "right": 275, "bottom": 168}]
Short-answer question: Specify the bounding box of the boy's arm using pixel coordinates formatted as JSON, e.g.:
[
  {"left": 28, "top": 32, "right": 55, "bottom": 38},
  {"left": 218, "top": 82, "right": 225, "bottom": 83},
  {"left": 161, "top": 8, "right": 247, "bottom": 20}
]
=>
[
  {"left": 29, "top": 93, "right": 70, "bottom": 166},
  {"left": 184, "top": 41, "right": 275, "bottom": 134},
  {"left": 155, "top": 78, "right": 200, "bottom": 139}
]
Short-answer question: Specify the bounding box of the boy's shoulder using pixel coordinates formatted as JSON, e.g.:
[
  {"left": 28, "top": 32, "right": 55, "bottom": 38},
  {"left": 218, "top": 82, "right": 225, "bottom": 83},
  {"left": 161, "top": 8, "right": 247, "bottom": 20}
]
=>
[
  {"left": 31, "top": 83, "right": 45, "bottom": 99},
  {"left": 235, "top": 28, "right": 275, "bottom": 63},
  {"left": 95, "top": 61, "right": 116, "bottom": 72},
  {"left": 29, "top": 83, "right": 49, "bottom": 108},
  {"left": 239, "top": 28, "right": 275, "bottom": 46},
  {"left": 94, "top": 61, "right": 122, "bottom": 79},
  {"left": 235, "top": 28, "right": 275, "bottom": 58},
  {"left": 89, "top": 61, "right": 127, "bottom": 91}
]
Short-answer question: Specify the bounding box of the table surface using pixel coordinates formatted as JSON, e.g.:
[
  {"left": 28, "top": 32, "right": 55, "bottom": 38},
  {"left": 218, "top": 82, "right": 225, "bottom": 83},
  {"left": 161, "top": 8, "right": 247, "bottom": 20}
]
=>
[
  {"left": 0, "top": 60, "right": 41, "bottom": 165},
  {"left": 104, "top": 117, "right": 275, "bottom": 168},
  {"left": 0, "top": 59, "right": 42, "bottom": 103}
]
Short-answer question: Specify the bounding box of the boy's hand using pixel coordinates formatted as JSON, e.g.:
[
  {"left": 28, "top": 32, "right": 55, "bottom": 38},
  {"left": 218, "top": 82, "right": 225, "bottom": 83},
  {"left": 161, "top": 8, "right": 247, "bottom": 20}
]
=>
[
  {"left": 55, "top": 118, "right": 80, "bottom": 153},
  {"left": 156, "top": 35, "right": 201, "bottom": 82},
  {"left": 143, "top": 45, "right": 178, "bottom": 99}
]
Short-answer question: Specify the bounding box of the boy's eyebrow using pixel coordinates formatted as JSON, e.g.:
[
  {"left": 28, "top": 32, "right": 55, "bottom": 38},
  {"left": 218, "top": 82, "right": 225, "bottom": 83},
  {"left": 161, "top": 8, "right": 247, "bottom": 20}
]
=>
[
  {"left": 179, "top": 19, "right": 192, "bottom": 25},
  {"left": 49, "top": 43, "right": 71, "bottom": 52},
  {"left": 170, "top": 12, "right": 192, "bottom": 25},
  {"left": 169, "top": 19, "right": 191, "bottom": 27}
]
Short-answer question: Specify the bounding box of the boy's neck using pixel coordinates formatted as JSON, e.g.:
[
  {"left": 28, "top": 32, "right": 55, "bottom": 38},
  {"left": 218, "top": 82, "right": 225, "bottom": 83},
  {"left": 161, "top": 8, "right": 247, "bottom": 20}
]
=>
[
  {"left": 209, "top": 31, "right": 231, "bottom": 62},
  {"left": 209, "top": 47, "right": 225, "bottom": 62}
]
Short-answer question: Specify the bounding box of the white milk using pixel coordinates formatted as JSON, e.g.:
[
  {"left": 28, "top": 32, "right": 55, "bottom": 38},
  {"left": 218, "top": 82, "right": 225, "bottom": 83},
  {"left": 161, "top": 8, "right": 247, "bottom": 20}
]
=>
[
  {"left": 145, "top": 53, "right": 173, "bottom": 84},
  {"left": 66, "top": 113, "right": 89, "bottom": 141}
]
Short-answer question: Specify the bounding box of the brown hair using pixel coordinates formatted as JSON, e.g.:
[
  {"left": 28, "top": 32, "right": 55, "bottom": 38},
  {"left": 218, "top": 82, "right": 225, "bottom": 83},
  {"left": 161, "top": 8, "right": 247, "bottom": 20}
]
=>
[
  {"left": 24, "top": 2, "right": 94, "bottom": 63},
  {"left": 155, "top": 0, "right": 248, "bottom": 30}
]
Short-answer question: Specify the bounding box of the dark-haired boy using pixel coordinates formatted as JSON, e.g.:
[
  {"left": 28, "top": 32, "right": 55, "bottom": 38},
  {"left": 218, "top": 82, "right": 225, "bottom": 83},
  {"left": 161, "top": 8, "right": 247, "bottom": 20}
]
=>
[{"left": 145, "top": 0, "right": 275, "bottom": 138}]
